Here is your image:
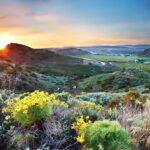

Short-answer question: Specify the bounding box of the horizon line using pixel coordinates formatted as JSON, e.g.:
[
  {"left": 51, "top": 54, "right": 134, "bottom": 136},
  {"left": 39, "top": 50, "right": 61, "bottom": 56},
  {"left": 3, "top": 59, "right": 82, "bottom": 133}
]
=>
[{"left": 5, "top": 42, "right": 150, "bottom": 49}]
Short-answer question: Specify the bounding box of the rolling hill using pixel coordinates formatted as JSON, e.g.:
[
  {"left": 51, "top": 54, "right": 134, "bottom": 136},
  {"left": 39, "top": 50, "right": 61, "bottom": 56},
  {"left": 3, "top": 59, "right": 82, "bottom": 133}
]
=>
[
  {"left": 78, "top": 68, "right": 150, "bottom": 92},
  {"left": 55, "top": 47, "right": 91, "bottom": 55},
  {"left": 77, "top": 44, "right": 150, "bottom": 55},
  {"left": 0, "top": 60, "right": 69, "bottom": 92},
  {"left": 0, "top": 43, "right": 120, "bottom": 76},
  {"left": 0, "top": 43, "right": 83, "bottom": 65},
  {"left": 138, "top": 48, "right": 150, "bottom": 57}
]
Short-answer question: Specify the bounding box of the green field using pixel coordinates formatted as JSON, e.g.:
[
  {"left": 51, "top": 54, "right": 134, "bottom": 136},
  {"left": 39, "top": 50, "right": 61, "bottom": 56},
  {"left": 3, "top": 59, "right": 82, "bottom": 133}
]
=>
[
  {"left": 75, "top": 55, "right": 150, "bottom": 73},
  {"left": 114, "top": 63, "right": 150, "bottom": 73},
  {"left": 35, "top": 64, "right": 104, "bottom": 76},
  {"left": 77, "top": 55, "right": 150, "bottom": 62}
]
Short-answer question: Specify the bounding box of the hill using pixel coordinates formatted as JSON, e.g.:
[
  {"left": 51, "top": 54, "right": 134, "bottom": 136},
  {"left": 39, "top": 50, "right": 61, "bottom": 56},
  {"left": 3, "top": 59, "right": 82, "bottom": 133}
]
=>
[
  {"left": 55, "top": 47, "right": 91, "bottom": 55},
  {"left": 0, "top": 43, "right": 120, "bottom": 77},
  {"left": 138, "top": 48, "right": 150, "bottom": 57},
  {"left": 77, "top": 44, "right": 150, "bottom": 55},
  {"left": 0, "top": 60, "right": 69, "bottom": 92},
  {"left": 78, "top": 68, "right": 150, "bottom": 92},
  {"left": 0, "top": 43, "right": 83, "bottom": 65}
]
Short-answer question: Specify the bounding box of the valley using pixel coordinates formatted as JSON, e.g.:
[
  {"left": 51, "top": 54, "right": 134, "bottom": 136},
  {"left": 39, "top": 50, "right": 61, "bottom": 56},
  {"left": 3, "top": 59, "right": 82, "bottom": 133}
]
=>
[
  {"left": 0, "top": 0, "right": 150, "bottom": 149},
  {"left": 0, "top": 43, "right": 150, "bottom": 150}
]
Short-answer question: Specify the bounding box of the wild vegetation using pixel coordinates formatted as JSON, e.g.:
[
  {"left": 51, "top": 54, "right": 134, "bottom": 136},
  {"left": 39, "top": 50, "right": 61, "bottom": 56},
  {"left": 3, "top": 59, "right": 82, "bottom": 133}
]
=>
[
  {"left": 0, "top": 43, "right": 150, "bottom": 150},
  {"left": 77, "top": 55, "right": 150, "bottom": 63},
  {"left": 114, "top": 63, "right": 150, "bottom": 73}
]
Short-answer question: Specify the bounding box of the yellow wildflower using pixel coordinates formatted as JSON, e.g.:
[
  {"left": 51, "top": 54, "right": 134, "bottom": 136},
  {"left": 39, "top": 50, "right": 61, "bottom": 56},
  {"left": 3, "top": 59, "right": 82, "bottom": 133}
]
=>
[
  {"left": 86, "top": 116, "right": 90, "bottom": 120},
  {"left": 1, "top": 91, "right": 58, "bottom": 125},
  {"left": 23, "top": 110, "right": 28, "bottom": 114},
  {"left": 76, "top": 134, "right": 85, "bottom": 143},
  {"left": 71, "top": 116, "right": 91, "bottom": 144},
  {"left": 5, "top": 115, "right": 10, "bottom": 120},
  {"left": 80, "top": 101, "right": 102, "bottom": 111}
]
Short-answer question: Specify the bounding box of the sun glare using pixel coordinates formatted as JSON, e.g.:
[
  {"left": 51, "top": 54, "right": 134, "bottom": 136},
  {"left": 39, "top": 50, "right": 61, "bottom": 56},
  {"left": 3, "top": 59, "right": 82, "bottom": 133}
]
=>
[
  {"left": 0, "top": 35, "right": 15, "bottom": 50},
  {"left": 0, "top": 41, "right": 8, "bottom": 50}
]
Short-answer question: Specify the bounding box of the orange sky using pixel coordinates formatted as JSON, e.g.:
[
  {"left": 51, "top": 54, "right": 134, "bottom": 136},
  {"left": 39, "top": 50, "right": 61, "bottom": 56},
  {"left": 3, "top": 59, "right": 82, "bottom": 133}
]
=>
[
  {"left": 1, "top": 27, "right": 149, "bottom": 48},
  {"left": 0, "top": 0, "right": 150, "bottom": 48}
]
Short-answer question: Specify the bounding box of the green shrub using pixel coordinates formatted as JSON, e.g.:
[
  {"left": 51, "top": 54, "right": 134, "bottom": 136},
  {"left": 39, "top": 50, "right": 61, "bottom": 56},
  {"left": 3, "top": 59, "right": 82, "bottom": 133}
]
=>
[
  {"left": 85, "top": 120, "right": 131, "bottom": 150},
  {"left": 74, "top": 92, "right": 125, "bottom": 105}
]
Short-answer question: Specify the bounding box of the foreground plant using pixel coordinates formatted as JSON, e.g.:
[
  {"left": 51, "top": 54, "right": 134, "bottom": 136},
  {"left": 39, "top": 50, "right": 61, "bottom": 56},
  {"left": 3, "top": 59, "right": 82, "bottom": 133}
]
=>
[
  {"left": 118, "top": 101, "right": 150, "bottom": 150},
  {"left": 2, "top": 90, "right": 54, "bottom": 126},
  {"left": 72, "top": 118, "right": 131, "bottom": 150},
  {"left": 71, "top": 116, "right": 91, "bottom": 143},
  {"left": 85, "top": 120, "right": 131, "bottom": 150},
  {"left": 52, "top": 99, "right": 68, "bottom": 107}
]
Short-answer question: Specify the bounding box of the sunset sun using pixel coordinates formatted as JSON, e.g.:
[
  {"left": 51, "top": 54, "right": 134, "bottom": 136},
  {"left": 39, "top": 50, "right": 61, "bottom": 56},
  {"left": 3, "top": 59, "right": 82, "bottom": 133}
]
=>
[
  {"left": 0, "top": 35, "right": 15, "bottom": 49},
  {"left": 0, "top": 41, "right": 8, "bottom": 49}
]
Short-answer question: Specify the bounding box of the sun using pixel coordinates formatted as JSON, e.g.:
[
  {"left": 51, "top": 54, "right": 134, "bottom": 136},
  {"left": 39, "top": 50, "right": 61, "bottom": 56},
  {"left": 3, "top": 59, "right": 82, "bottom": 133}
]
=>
[
  {"left": 0, "top": 40, "right": 9, "bottom": 49},
  {"left": 0, "top": 35, "right": 15, "bottom": 50}
]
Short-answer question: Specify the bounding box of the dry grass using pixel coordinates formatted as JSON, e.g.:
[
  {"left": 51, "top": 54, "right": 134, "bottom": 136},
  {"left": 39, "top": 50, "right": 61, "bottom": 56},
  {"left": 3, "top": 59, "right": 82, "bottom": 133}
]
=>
[{"left": 117, "top": 102, "right": 150, "bottom": 150}]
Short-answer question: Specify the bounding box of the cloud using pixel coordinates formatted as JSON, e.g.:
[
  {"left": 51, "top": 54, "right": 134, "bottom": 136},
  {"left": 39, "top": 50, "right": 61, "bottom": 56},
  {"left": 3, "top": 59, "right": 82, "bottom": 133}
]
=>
[
  {"left": 0, "top": 14, "right": 12, "bottom": 20},
  {"left": 0, "top": 0, "right": 149, "bottom": 47}
]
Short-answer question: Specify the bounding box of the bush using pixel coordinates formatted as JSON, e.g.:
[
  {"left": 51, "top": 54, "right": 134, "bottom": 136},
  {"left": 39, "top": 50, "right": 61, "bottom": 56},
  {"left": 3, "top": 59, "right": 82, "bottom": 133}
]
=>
[
  {"left": 54, "top": 92, "right": 72, "bottom": 102},
  {"left": 10, "top": 132, "right": 35, "bottom": 150},
  {"left": 123, "top": 90, "right": 140, "bottom": 105},
  {"left": 124, "top": 101, "right": 150, "bottom": 150},
  {"left": 85, "top": 120, "right": 131, "bottom": 150},
  {"left": 71, "top": 116, "right": 92, "bottom": 143},
  {"left": 123, "top": 90, "right": 150, "bottom": 109},
  {"left": 108, "top": 90, "right": 150, "bottom": 109},
  {"left": 0, "top": 90, "right": 15, "bottom": 103},
  {"left": 2, "top": 91, "right": 54, "bottom": 126},
  {"left": 71, "top": 118, "right": 131, "bottom": 150},
  {"left": 108, "top": 97, "right": 122, "bottom": 108},
  {"left": 75, "top": 92, "right": 125, "bottom": 105}
]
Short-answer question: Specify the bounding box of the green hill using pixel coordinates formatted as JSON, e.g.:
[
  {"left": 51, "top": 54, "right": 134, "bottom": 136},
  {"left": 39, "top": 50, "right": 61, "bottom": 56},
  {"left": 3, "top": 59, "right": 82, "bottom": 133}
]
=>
[
  {"left": 78, "top": 68, "right": 150, "bottom": 92},
  {"left": 0, "top": 61, "right": 69, "bottom": 92}
]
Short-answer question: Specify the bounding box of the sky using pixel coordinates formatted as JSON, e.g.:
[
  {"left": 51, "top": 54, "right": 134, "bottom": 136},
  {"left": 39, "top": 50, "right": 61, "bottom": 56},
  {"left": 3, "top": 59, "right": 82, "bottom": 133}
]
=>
[{"left": 0, "top": 0, "right": 150, "bottom": 48}]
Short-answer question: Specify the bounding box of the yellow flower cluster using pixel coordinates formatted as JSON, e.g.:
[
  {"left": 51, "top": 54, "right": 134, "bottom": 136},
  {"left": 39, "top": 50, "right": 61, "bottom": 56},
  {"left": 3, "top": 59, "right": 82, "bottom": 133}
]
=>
[
  {"left": 2, "top": 91, "right": 55, "bottom": 125},
  {"left": 80, "top": 101, "right": 102, "bottom": 111},
  {"left": 52, "top": 99, "right": 68, "bottom": 107},
  {"left": 71, "top": 116, "right": 91, "bottom": 143}
]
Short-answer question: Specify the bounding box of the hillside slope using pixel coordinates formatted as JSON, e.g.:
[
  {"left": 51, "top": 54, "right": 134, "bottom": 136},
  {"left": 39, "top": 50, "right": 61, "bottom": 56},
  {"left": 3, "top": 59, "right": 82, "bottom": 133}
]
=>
[
  {"left": 138, "top": 48, "right": 150, "bottom": 57},
  {"left": 56, "top": 47, "right": 91, "bottom": 55},
  {"left": 0, "top": 60, "right": 69, "bottom": 92},
  {"left": 0, "top": 43, "right": 120, "bottom": 77},
  {"left": 0, "top": 43, "right": 83, "bottom": 65},
  {"left": 78, "top": 68, "right": 150, "bottom": 92}
]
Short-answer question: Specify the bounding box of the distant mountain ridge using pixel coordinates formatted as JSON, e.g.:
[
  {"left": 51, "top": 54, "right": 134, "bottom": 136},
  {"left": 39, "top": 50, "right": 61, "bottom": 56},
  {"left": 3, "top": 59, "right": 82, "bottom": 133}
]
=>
[
  {"left": 55, "top": 47, "right": 91, "bottom": 55},
  {"left": 41, "top": 44, "right": 150, "bottom": 56},
  {"left": 0, "top": 43, "right": 83, "bottom": 65},
  {"left": 77, "top": 44, "right": 150, "bottom": 55},
  {"left": 138, "top": 48, "right": 150, "bottom": 57}
]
